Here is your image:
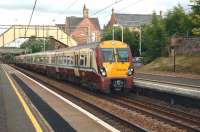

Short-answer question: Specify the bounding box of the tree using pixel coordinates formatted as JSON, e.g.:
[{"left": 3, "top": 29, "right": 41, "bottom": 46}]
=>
[
  {"left": 102, "top": 27, "right": 140, "bottom": 56},
  {"left": 190, "top": 0, "right": 200, "bottom": 35},
  {"left": 142, "top": 12, "right": 168, "bottom": 63},
  {"left": 165, "top": 4, "right": 193, "bottom": 36},
  {"left": 190, "top": 0, "right": 200, "bottom": 14},
  {"left": 20, "top": 36, "right": 52, "bottom": 53},
  {"left": 101, "top": 3, "right": 198, "bottom": 64}
]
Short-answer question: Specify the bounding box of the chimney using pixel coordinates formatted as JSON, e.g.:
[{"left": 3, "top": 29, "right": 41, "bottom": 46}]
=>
[
  {"left": 159, "top": 10, "right": 162, "bottom": 17},
  {"left": 83, "top": 4, "right": 89, "bottom": 18},
  {"left": 112, "top": 8, "right": 114, "bottom": 15}
]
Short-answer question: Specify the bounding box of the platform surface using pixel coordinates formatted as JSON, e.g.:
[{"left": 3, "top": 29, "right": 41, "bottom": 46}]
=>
[
  {"left": 1, "top": 64, "right": 116, "bottom": 132},
  {"left": 0, "top": 65, "right": 36, "bottom": 132},
  {"left": 135, "top": 73, "right": 200, "bottom": 99},
  {"left": 136, "top": 73, "right": 200, "bottom": 86}
]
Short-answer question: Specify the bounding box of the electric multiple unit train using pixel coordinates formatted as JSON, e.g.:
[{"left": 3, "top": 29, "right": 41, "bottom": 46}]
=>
[{"left": 15, "top": 40, "right": 134, "bottom": 93}]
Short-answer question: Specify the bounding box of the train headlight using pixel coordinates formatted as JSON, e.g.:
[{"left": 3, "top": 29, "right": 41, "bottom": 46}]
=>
[
  {"left": 128, "top": 67, "right": 134, "bottom": 76},
  {"left": 99, "top": 67, "right": 107, "bottom": 77}
]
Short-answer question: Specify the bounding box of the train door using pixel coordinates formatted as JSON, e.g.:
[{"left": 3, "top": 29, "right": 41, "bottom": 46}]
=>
[{"left": 74, "top": 51, "right": 80, "bottom": 77}]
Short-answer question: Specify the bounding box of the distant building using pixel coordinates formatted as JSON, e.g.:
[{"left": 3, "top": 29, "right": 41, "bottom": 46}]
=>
[
  {"left": 57, "top": 4, "right": 101, "bottom": 44},
  {"left": 46, "top": 37, "right": 68, "bottom": 50},
  {"left": 106, "top": 8, "right": 158, "bottom": 32}
]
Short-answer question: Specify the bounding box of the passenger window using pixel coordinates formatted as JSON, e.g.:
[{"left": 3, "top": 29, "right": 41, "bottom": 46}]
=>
[
  {"left": 90, "top": 52, "right": 92, "bottom": 68},
  {"left": 43, "top": 58, "right": 45, "bottom": 63},
  {"left": 64, "top": 56, "right": 67, "bottom": 64},
  {"left": 47, "top": 57, "right": 48, "bottom": 63},
  {"left": 80, "top": 55, "right": 87, "bottom": 67},
  {"left": 80, "top": 55, "right": 85, "bottom": 66},
  {"left": 59, "top": 56, "right": 62, "bottom": 64},
  {"left": 52, "top": 57, "right": 55, "bottom": 64},
  {"left": 66, "top": 56, "right": 70, "bottom": 64},
  {"left": 85, "top": 56, "right": 87, "bottom": 66},
  {"left": 59, "top": 56, "right": 63, "bottom": 64},
  {"left": 75, "top": 55, "right": 78, "bottom": 66},
  {"left": 70, "top": 56, "right": 74, "bottom": 65},
  {"left": 56, "top": 56, "right": 58, "bottom": 64}
]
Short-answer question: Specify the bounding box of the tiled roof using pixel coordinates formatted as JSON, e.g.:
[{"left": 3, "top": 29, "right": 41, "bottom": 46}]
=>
[
  {"left": 65, "top": 17, "right": 100, "bottom": 33},
  {"left": 56, "top": 17, "right": 100, "bottom": 34},
  {"left": 115, "top": 14, "right": 153, "bottom": 27}
]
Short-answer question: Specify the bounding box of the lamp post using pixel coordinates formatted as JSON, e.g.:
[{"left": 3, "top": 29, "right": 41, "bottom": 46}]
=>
[
  {"left": 14, "top": 18, "right": 18, "bottom": 48},
  {"left": 43, "top": 37, "right": 45, "bottom": 52},
  {"left": 139, "top": 25, "right": 142, "bottom": 56},
  {"left": 124, "top": 20, "right": 144, "bottom": 56},
  {"left": 112, "top": 27, "right": 114, "bottom": 41},
  {"left": 113, "top": 24, "right": 124, "bottom": 43},
  {"left": 171, "top": 46, "right": 176, "bottom": 72}
]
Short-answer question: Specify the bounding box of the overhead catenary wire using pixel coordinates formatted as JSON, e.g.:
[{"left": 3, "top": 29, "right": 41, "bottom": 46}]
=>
[
  {"left": 53, "top": 0, "right": 79, "bottom": 21},
  {"left": 92, "top": 0, "right": 124, "bottom": 16},
  {"left": 99, "top": 0, "right": 144, "bottom": 20},
  {"left": 25, "top": 0, "right": 38, "bottom": 36},
  {"left": 116, "top": 0, "right": 144, "bottom": 12}
]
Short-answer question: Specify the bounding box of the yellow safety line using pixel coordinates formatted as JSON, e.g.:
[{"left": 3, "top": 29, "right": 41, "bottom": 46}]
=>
[{"left": 5, "top": 71, "right": 43, "bottom": 132}]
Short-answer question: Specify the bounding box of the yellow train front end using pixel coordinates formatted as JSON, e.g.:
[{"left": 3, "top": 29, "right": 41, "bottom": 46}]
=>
[{"left": 96, "top": 40, "right": 134, "bottom": 93}]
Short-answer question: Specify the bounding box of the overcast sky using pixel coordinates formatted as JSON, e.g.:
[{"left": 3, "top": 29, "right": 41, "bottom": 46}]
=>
[{"left": 0, "top": 0, "right": 190, "bottom": 27}]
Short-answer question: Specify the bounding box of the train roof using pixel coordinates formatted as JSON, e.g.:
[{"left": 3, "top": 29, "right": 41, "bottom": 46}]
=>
[
  {"left": 55, "top": 41, "right": 100, "bottom": 51},
  {"left": 16, "top": 40, "right": 127, "bottom": 57}
]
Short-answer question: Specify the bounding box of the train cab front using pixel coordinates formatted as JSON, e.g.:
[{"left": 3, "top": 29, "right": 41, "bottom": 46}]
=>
[{"left": 96, "top": 41, "right": 134, "bottom": 93}]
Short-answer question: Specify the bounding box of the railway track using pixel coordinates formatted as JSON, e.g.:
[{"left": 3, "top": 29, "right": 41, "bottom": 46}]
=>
[
  {"left": 11, "top": 65, "right": 200, "bottom": 132},
  {"left": 110, "top": 96, "right": 200, "bottom": 132},
  {"left": 126, "top": 95, "right": 200, "bottom": 125}
]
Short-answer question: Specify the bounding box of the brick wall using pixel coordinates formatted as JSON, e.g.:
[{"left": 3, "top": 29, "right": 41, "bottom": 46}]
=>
[
  {"left": 171, "top": 37, "right": 200, "bottom": 55},
  {"left": 71, "top": 18, "right": 101, "bottom": 44}
]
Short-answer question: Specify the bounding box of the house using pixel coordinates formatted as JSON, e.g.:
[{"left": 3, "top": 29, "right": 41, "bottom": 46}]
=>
[
  {"left": 57, "top": 4, "right": 101, "bottom": 44},
  {"left": 106, "top": 8, "right": 158, "bottom": 32}
]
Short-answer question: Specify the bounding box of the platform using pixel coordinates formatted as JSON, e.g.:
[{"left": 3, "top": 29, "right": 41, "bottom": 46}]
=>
[
  {"left": 135, "top": 73, "right": 200, "bottom": 99},
  {"left": 1, "top": 64, "right": 118, "bottom": 132},
  {"left": 0, "top": 64, "right": 41, "bottom": 132},
  {"left": 136, "top": 73, "right": 200, "bottom": 86}
]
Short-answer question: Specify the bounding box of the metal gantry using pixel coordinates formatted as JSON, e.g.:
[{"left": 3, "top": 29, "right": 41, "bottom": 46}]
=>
[{"left": 0, "top": 25, "right": 77, "bottom": 47}]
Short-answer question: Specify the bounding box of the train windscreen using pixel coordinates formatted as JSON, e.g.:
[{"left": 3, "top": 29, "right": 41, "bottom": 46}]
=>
[
  {"left": 101, "top": 48, "right": 115, "bottom": 62},
  {"left": 117, "top": 48, "right": 129, "bottom": 62}
]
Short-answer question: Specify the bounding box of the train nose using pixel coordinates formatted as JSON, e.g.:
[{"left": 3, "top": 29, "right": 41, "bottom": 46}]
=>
[{"left": 104, "top": 63, "right": 129, "bottom": 77}]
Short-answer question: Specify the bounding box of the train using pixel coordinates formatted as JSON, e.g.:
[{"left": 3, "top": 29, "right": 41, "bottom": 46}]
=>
[{"left": 15, "top": 40, "right": 134, "bottom": 93}]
